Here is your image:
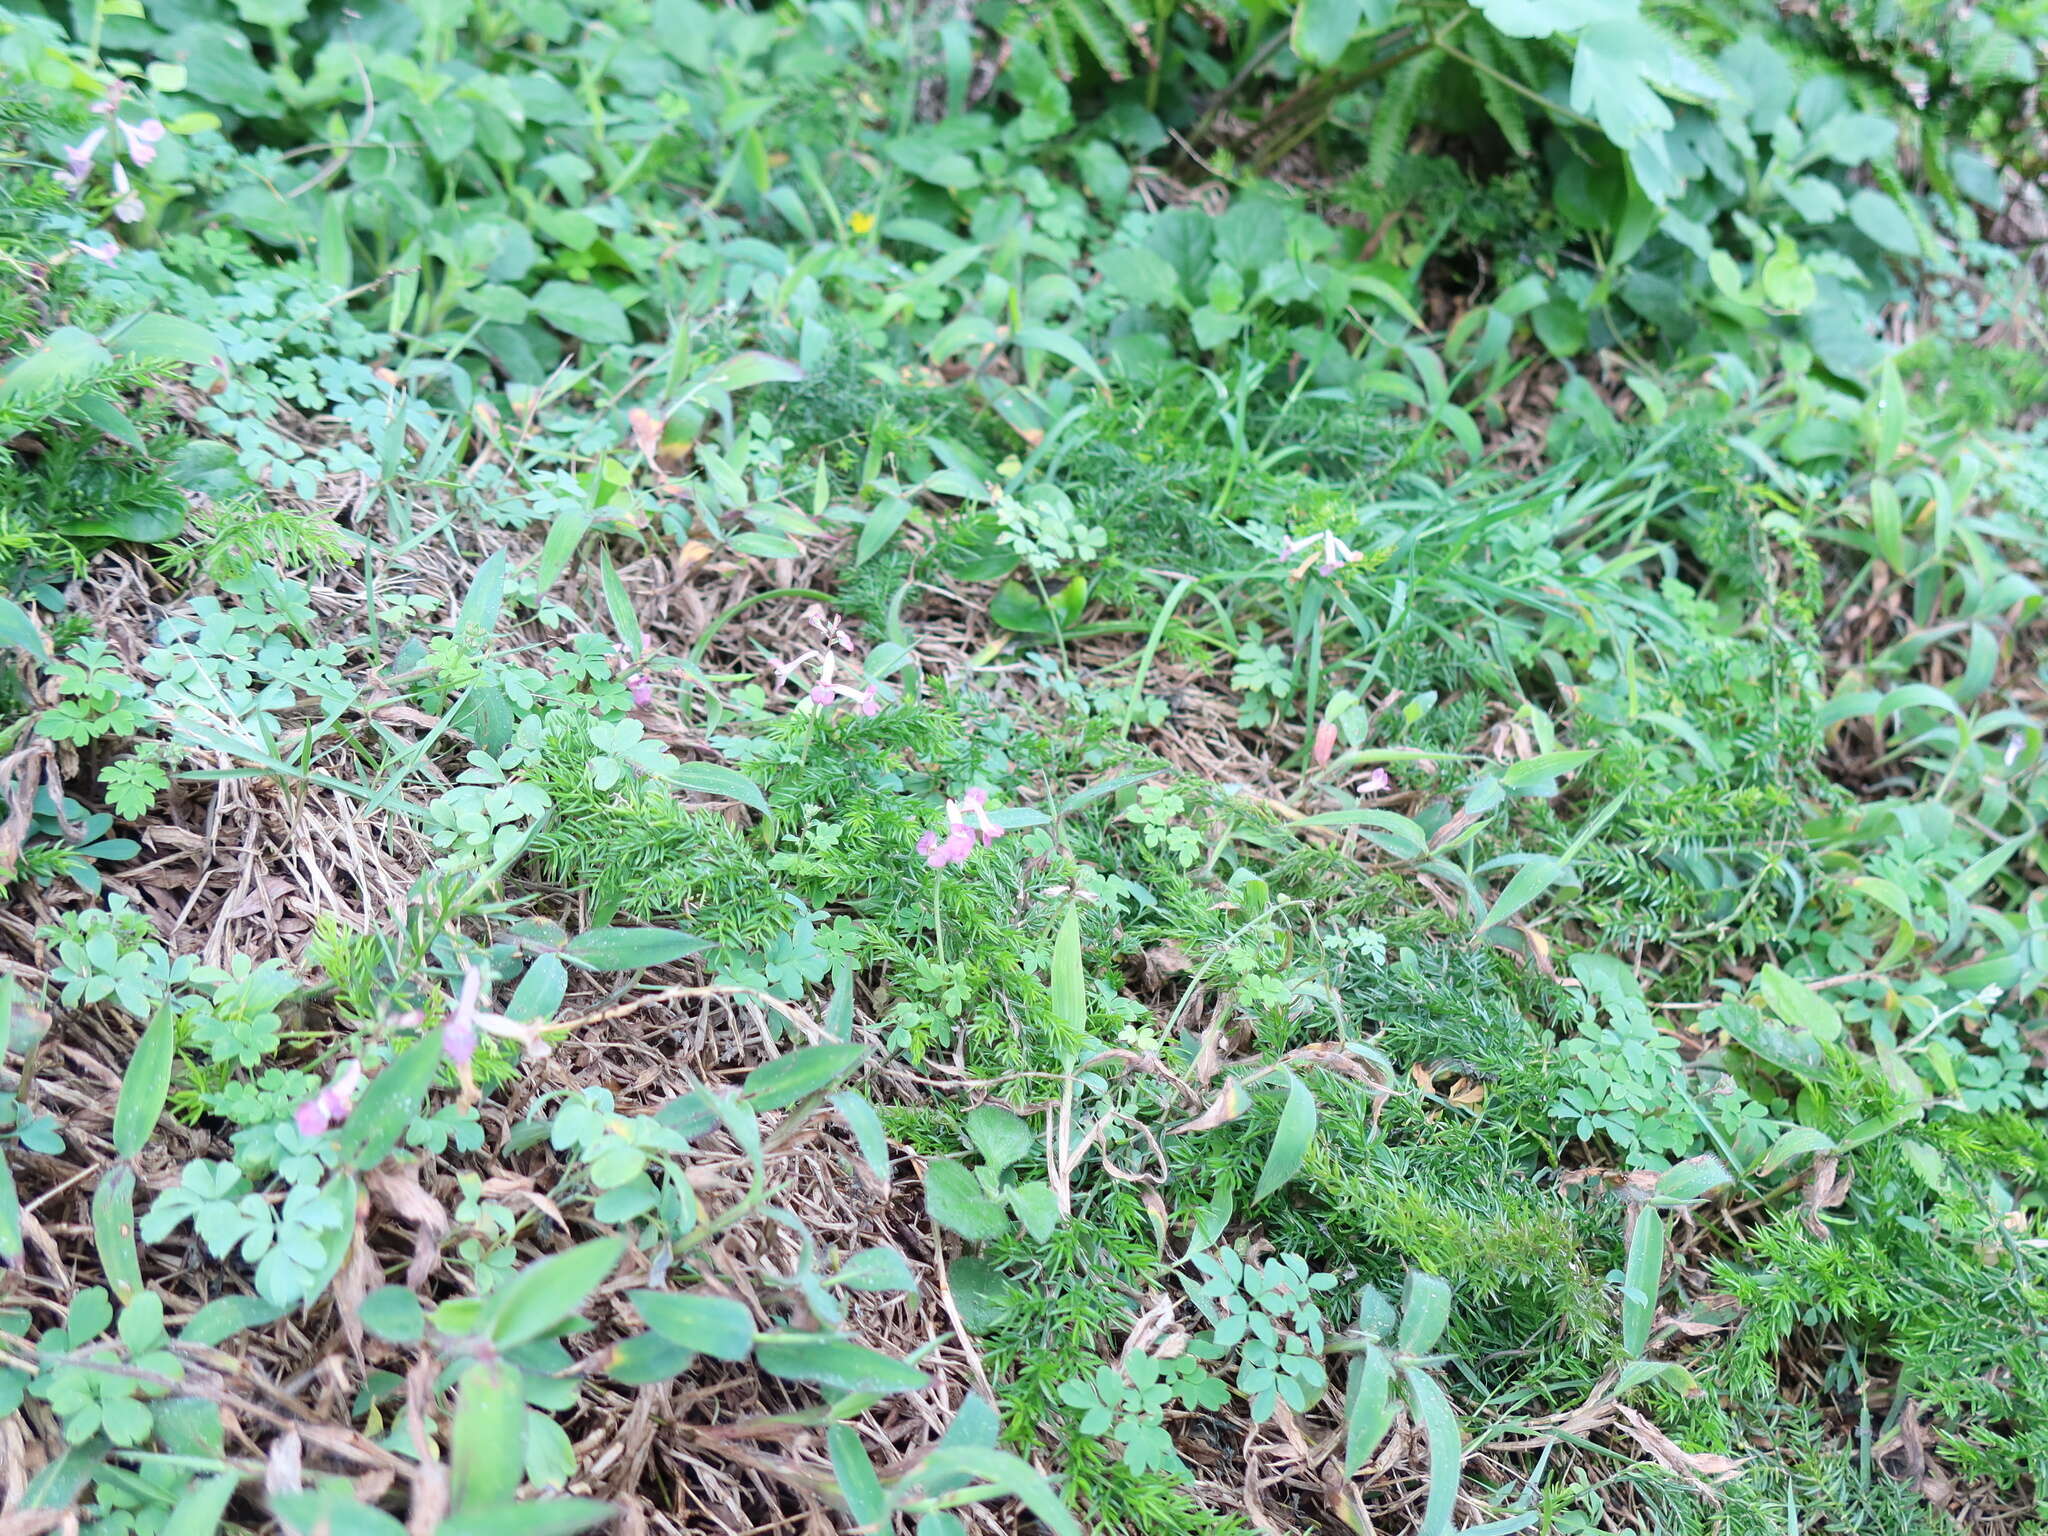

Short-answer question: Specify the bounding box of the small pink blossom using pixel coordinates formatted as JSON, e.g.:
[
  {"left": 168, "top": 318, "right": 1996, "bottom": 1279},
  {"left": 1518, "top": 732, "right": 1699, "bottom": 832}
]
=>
[
  {"left": 626, "top": 672, "right": 654, "bottom": 707},
  {"left": 110, "top": 162, "right": 143, "bottom": 223},
  {"left": 808, "top": 682, "right": 835, "bottom": 707},
  {"left": 55, "top": 128, "right": 105, "bottom": 190},
  {"left": 1282, "top": 529, "right": 1363, "bottom": 582},
  {"left": 90, "top": 82, "right": 131, "bottom": 117},
  {"left": 443, "top": 1015, "right": 478, "bottom": 1066},
  {"left": 1358, "top": 767, "right": 1391, "bottom": 796},
  {"left": 71, "top": 238, "right": 119, "bottom": 264},
  {"left": 1312, "top": 720, "right": 1338, "bottom": 767},
  {"left": 294, "top": 1060, "right": 364, "bottom": 1138},
  {"left": 849, "top": 685, "right": 880, "bottom": 718},
  {"left": 117, "top": 117, "right": 164, "bottom": 167},
  {"left": 918, "top": 788, "right": 1004, "bottom": 868},
  {"left": 918, "top": 824, "right": 977, "bottom": 869}
]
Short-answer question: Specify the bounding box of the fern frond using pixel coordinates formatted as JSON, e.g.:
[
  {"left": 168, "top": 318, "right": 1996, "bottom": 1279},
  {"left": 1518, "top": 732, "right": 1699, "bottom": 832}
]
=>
[
  {"left": 1042, "top": 9, "right": 1080, "bottom": 81},
  {"left": 1465, "top": 29, "right": 1534, "bottom": 158},
  {"left": 1097, "top": 0, "right": 1157, "bottom": 66},
  {"left": 1368, "top": 51, "right": 1445, "bottom": 188},
  {"left": 1062, "top": 0, "right": 1134, "bottom": 80}
]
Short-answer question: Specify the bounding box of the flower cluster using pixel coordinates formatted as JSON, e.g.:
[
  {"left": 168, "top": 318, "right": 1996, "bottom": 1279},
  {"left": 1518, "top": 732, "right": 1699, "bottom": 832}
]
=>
[
  {"left": 55, "top": 82, "right": 164, "bottom": 232},
  {"left": 772, "top": 604, "right": 882, "bottom": 717},
  {"left": 293, "top": 1060, "right": 363, "bottom": 1138},
  {"left": 1282, "top": 529, "right": 1365, "bottom": 581},
  {"left": 918, "top": 787, "right": 1003, "bottom": 869}
]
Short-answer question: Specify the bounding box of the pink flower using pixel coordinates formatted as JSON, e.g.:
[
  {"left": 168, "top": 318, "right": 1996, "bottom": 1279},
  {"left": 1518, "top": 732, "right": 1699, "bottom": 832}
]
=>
[
  {"left": 1313, "top": 720, "right": 1338, "bottom": 767},
  {"left": 71, "top": 238, "right": 119, "bottom": 265},
  {"left": 1359, "top": 768, "right": 1391, "bottom": 795},
  {"left": 808, "top": 683, "right": 835, "bottom": 706},
  {"left": 443, "top": 1015, "right": 478, "bottom": 1066},
  {"left": 849, "top": 685, "right": 880, "bottom": 718},
  {"left": 55, "top": 128, "right": 105, "bottom": 190},
  {"left": 918, "top": 824, "right": 976, "bottom": 869},
  {"left": 959, "top": 787, "right": 1003, "bottom": 845},
  {"left": 91, "top": 82, "right": 131, "bottom": 117},
  {"left": 110, "top": 162, "right": 143, "bottom": 224},
  {"left": 626, "top": 672, "right": 654, "bottom": 707},
  {"left": 294, "top": 1060, "right": 365, "bottom": 1138},
  {"left": 117, "top": 118, "right": 164, "bottom": 167},
  {"left": 918, "top": 789, "right": 1005, "bottom": 867}
]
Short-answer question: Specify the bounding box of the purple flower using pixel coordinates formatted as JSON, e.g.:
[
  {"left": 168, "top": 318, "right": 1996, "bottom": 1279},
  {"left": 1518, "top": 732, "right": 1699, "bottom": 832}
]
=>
[
  {"left": 90, "top": 82, "right": 131, "bottom": 118},
  {"left": 918, "top": 789, "right": 1005, "bottom": 868},
  {"left": 626, "top": 672, "right": 654, "bottom": 707},
  {"left": 808, "top": 682, "right": 835, "bottom": 707},
  {"left": 918, "top": 823, "right": 977, "bottom": 869},
  {"left": 118, "top": 118, "right": 164, "bottom": 168},
  {"left": 294, "top": 1060, "right": 364, "bottom": 1138},
  {"left": 110, "top": 162, "right": 143, "bottom": 224},
  {"left": 55, "top": 128, "right": 105, "bottom": 190},
  {"left": 849, "top": 685, "right": 880, "bottom": 718},
  {"left": 443, "top": 1015, "right": 478, "bottom": 1066}
]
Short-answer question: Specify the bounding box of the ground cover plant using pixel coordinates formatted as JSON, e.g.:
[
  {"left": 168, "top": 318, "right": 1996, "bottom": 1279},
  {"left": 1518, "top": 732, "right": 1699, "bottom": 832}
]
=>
[{"left": 0, "top": 1, "right": 2045, "bottom": 1534}]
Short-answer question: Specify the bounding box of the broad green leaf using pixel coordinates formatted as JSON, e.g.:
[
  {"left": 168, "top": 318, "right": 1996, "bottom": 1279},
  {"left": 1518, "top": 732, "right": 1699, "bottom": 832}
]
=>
[
  {"left": 630, "top": 1290, "right": 756, "bottom": 1361},
  {"left": 1396, "top": 1271, "right": 1451, "bottom": 1356},
  {"left": 163, "top": 1472, "right": 237, "bottom": 1536},
  {"left": 0, "top": 594, "right": 47, "bottom": 660},
  {"left": 1651, "top": 1156, "right": 1733, "bottom": 1206},
  {"left": 1473, "top": 855, "right": 1568, "bottom": 935},
  {"left": 1402, "top": 1365, "right": 1465, "bottom": 1536},
  {"left": 604, "top": 1331, "right": 694, "bottom": 1385},
  {"left": 829, "top": 1424, "right": 890, "bottom": 1533},
  {"left": 113, "top": 1012, "right": 174, "bottom": 1160},
  {"left": 989, "top": 575, "right": 1086, "bottom": 635},
  {"left": 106, "top": 311, "right": 222, "bottom": 368},
  {"left": 179, "top": 1295, "right": 286, "bottom": 1346},
  {"left": 1754, "top": 1125, "right": 1838, "bottom": 1177},
  {"left": 754, "top": 1332, "right": 930, "bottom": 1395},
  {"left": 92, "top": 1167, "right": 143, "bottom": 1305},
  {"left": 1755, "top": 965, "right": 1842, "bottom": 1045},
  {"left": 1007, "top": 1180, "right": 1061, "bottom": 1241},
  {"left": 832, "top": 1091, "right": 893, "bottom": 1189},
  {"left": 0, "top": 1153, "right": 20, "bottom": 1265},
  {"left": 532, "top": 281, "right": 631, "bottom": 344},
  {"left": 832, "top": 1246, "right": 919, "bottom": 1294},
  {"left": 903, "top": 1447, "right": 1081, "bottom": 1536},
  {"left": 745, "top": 1042, "right": 867, "bottom": 1111},
  {"left": 597, "top": 545, "right": 642, "bottom": 662},
  {"left": 964, "top": 1105, "right": 1036, "bottom": 1172},
  {"left": 670, "top": 763, "right": 769, "bottom": 813},
  {"left": 695, "top": 351, "right": 805, "bottom": 393},
  {"left": 562, "top": 926, "right": 706, "bottom": 971},
  {"left": 360, "top": 1285, "right": 425, "bottom": 1344},
  {"left": 482, "top": 1237, "right": 623, "bottom": 1349},
  {"left": 1343, "top": 1344, "right": 1396, "bottom": 1472},
  {"left": 925, "top": 1159, "right": 1011, "bottom": 1242},
  {"left": 436, "top": 1499, "right": 616, "bottom": 1536},
  {"left": 450, "top": 1360, "right": 527, "bottom": 1511},
  {"left": 1252, "top": 1071, "right": 1317, "bottom": 1202},
  {"left": 1620, "top": 1208, "right": 1664, "bottom": 1358}
]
